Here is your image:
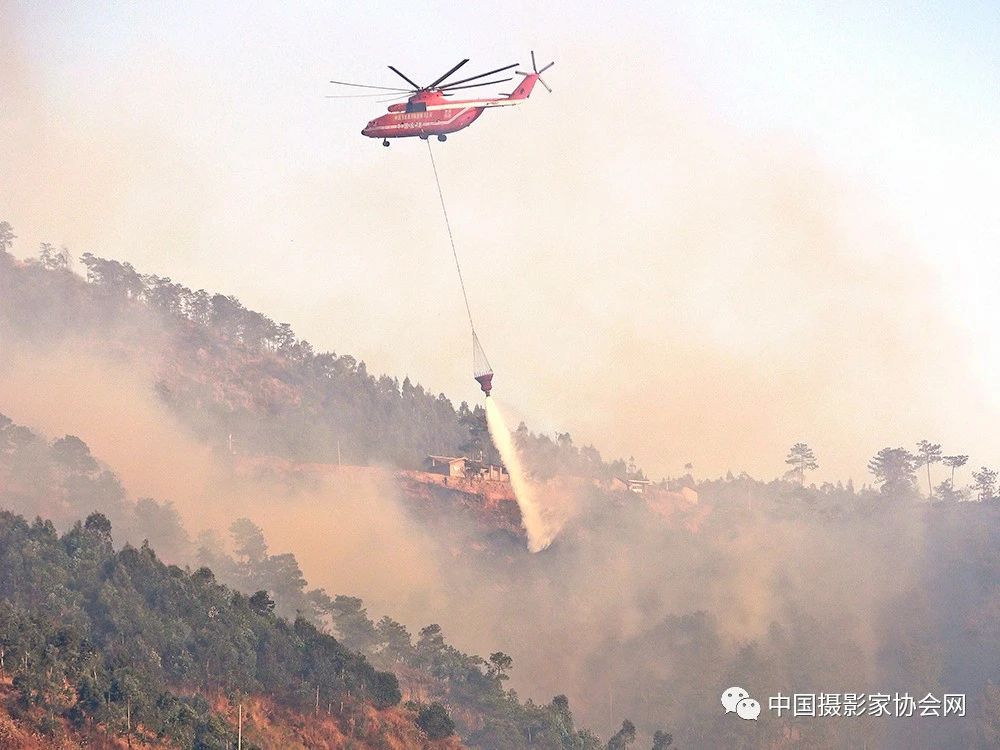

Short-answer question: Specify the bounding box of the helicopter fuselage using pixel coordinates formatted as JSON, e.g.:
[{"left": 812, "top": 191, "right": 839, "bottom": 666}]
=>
[{"left": 361, "top": 75, "right": 538, "bottom": 141}]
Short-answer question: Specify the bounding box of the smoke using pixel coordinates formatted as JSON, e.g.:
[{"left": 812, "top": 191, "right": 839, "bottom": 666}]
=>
[
  {"left": 0, "top": 280, "right": 979, "bottom": 746},
  {"left": 2, "top": 10, "right": 994, "bottom": 745},
  {"left": 1, "top": 14, "right": 990, "bottom": 484},
  {"left": 228, "top": 466, "right": 448, "bottom": 623},
  {"left": 0, "top": 323, "right": 447, "bottom": 622},
  {"left": 420, "top": 48, "right": 986, "bottom": 485},
  {"left": 0, "top": 341, "right": 217, "bottom": 511},
  {"left": 485, "top": 396, "right": 564, "bottom": 552},
  {"left": 422, "top": 479, "right": 931, "bottom": 742}
]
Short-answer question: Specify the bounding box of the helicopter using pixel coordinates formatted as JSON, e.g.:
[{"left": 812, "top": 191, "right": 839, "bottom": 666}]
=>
[{"left": 328, "top": 52, "right": 554, "bottom": 146}]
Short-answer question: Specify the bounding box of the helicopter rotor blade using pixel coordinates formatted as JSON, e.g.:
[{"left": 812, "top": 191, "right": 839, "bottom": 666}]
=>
[
  {"left": 426, "top": 58, "right": 470, "bottom": 90},
  {"left": 329, "top": 79, "right": 412, "bottom": 92},
  {"left": 531, "top": 50, "right": 537, "bottom": 72},
  {"left": 538, "top": 76, "right": 552, "bottom": 93},
  {"left": 387, "top": 65, "right": 422, "bottom": 90},
  {"left": 538, "top": 61, "right": 555, "bottom": 74},
  {"left": 376, "top": 93, "right": 414, "bottom": 104},
  {"left": 439, "top": 77, "right": 514, "bottom": 92},
  {"left": 325, "top": 91, "right": 409, "bottom": 98},
  {"left": 441, "top": 63, "right": 519, "bottom": 88}
]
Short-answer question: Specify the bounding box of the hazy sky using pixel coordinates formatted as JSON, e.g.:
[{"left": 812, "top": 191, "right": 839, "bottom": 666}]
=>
[{"left": 2, "top": 1, "right": 999, "bottom": 482}]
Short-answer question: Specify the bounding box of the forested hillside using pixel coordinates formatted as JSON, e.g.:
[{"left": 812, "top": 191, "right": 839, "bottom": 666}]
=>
[
  {"left": 0, "top": 507, "right": 439, "bottom": 748},
  {"left": 4, "top": 224, "right": 1000, "bottom": 748},
  {"left": 0, "top": 412, "right": 609, "bottom": 748},
  {"left": 0, "top": 231, "right": 632, "bottom": 480}
]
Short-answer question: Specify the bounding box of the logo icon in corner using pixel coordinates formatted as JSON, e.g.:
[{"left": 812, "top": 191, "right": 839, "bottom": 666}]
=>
[
  {"left": 722, "top": 687, "right": 760, "bottom": 720},
  {"left": 736, "top": 697, "right": 761, "bottom": 720}
]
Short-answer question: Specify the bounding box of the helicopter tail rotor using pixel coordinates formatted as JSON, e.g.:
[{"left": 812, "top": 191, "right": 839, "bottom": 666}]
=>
[{"left": 517, "top": 50, "right": 554, "bottom": 93}]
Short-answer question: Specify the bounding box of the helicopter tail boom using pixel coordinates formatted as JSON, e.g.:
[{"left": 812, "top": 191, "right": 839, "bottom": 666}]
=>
[{"left": 507, "top": 73, "right": 539, "bottom": 101}]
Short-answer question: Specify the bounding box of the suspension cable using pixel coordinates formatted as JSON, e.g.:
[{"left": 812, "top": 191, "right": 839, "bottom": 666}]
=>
[
  {"left": 426, "top": 139, "right": 476, "bottom": 334},
  {"left": 426, "top": 140, "right": 493, "bottom": 375}
]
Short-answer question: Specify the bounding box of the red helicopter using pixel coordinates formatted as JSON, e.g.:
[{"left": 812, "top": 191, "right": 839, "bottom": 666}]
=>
[{"left": 328, "top": 52, "right": 554, "bottom": 146}]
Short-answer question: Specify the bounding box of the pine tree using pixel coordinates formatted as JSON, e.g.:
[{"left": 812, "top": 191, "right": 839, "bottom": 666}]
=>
[
  {"left": 942, "top": 454, "right": 969, "bottom": 485},
  {"left": 784, "top": 443, "right": 818, "bottom": 484},
  {"left": 915, "top": 440, "right": 943, "bottom": 498}
]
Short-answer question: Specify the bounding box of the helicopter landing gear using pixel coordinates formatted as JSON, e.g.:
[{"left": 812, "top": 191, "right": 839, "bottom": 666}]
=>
[
  {"left": 437, "top": 134, "right": 447, "bottom": 142},
  {"left": 382, "top": 139, "right": 390, "bottom": 147},
  {"left": 419, "top": 134, "right": 428, "bottom": 140}
]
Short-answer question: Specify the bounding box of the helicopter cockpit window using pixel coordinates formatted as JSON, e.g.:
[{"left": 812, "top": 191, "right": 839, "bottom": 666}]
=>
[{"left": 406, "top": 102, "right": 427, "bottom": 113}]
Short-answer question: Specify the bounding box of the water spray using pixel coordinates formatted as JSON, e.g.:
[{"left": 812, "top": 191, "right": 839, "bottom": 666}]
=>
[{"left": 485, "top": 398, "right": 554, "bottom": 553}]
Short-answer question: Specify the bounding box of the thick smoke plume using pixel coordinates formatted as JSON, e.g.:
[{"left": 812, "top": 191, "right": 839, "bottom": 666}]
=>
[
  {"left": 3, "top": 13, "right": 996, "bottom": 745},
  {"left": 0, "top": 275, "right": 993, "bottom": 746},
  {"left": 0, "top": 330, "right": 447, "bottom": 623},
  {"left": 2, "top": 24, "right": 989, "bottom": 484}
]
